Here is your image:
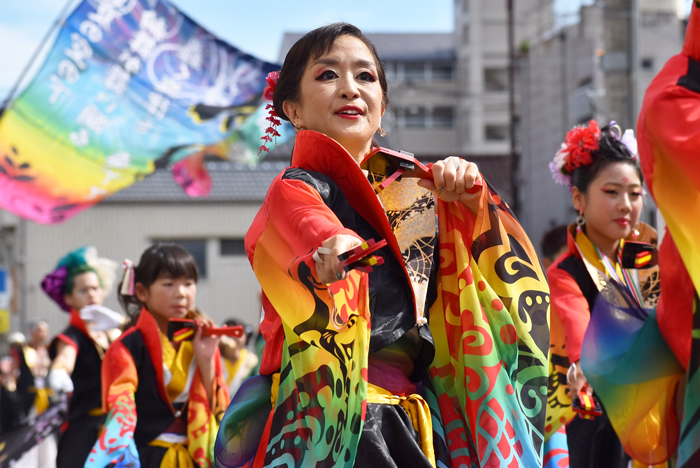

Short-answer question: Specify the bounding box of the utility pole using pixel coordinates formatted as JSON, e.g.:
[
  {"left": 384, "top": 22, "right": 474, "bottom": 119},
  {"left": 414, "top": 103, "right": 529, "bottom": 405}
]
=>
[{"left": 507, "top": 0, "right": 520, "bottom": 217}]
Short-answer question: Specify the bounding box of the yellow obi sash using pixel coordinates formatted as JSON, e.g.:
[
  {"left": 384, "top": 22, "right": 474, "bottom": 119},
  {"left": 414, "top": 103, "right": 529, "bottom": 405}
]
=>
[
  {"left": 270, "top": 374, "right": 436, "bottom": 467},
  {"left": 149, "top": 333, "right": 197, "bottom": 467},
  {"left": 149, "top": 438, "right": 194, "bottom": 468}
]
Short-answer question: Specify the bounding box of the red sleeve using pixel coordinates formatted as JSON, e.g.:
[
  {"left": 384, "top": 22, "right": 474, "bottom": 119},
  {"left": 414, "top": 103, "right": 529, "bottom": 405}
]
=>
[
  {"left": 267, "top": 177, "right": 361, "bottom": 252},
  {"left": 547, "top": 262, "right": 591, "bottom": 363},
  {"left": 245, "top": 174, "right": 363, "bottom": 375},
  {"left": 101, "top": 339, "right": 138, "bottom": 413},
  {"left": 246, "top": 175, "right": 361, "bottom": 278}
]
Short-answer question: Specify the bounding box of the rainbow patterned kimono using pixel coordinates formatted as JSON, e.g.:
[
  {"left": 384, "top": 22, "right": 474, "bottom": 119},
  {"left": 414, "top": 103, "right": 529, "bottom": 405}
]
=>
[
  {"left": 637, "top": 2, "right": 700, "bottom": 466},
  {"left": 215, "top": 130, "right": 550, "bottom": 467}
]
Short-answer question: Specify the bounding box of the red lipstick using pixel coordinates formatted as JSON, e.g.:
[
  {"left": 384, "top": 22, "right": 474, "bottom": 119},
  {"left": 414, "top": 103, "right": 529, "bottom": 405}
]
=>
[{"left": 336, "top": 106, "right": 363, "bottom": 119}]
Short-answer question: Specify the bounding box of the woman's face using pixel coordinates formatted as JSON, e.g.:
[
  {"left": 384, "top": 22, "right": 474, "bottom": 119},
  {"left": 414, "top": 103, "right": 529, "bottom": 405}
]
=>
[
  {"left": 64, "top": 271, "right": 104, "bottom": 310},
  {"left": 573, "top": 162, "right": 643, "bottom": 247},
  {"left": 283, "top": 35, "right": 385, "bottom": 162}
]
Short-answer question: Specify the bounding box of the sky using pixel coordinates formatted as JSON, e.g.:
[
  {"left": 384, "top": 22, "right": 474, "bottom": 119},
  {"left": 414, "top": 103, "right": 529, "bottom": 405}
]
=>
[{"left": 0, "top": 0, "right": 694, "bottom": 103}]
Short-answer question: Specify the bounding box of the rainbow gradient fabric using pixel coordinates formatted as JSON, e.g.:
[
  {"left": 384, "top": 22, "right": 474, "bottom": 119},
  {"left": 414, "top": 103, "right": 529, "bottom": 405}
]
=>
[
  {"left": 0, "top": 0, "right": 286, "bottom": 224},
  {"left": 637, "top": 3, "right": 700, "bottom": 466}
]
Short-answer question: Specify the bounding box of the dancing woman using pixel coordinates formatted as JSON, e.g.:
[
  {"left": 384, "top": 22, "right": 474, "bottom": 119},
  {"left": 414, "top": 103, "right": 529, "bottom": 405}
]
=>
[
  {"left": 216, "top": 23, "right": 550, "bottom": 468},
  {"left": 546, "top": 122, "right": 675, "bottom": 467}
]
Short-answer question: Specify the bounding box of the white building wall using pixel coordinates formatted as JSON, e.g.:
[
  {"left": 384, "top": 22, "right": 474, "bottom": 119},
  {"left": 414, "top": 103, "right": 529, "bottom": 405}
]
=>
[{"left": 24, "top": 203, "right": 263, "bottom": 338}]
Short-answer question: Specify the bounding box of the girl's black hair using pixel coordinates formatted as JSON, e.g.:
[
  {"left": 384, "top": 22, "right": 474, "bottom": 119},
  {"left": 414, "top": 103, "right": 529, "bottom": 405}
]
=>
[
  {"left": 119, "top": 243, "right": 199, "bottom": 320},
  {"left": 273, "top": 22, "right": 389, "bottom": 121},
  {"left": 570, "top": 124, "right": 643, "bottom": 193}
]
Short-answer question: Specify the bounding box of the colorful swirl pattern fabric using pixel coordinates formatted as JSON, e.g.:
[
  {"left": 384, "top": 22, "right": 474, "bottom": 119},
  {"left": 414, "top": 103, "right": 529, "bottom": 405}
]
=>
[
  {"left": 581, "top": 281, "right": 683, "bottom": 464},
  {"left": 0, "top": 0, "right": 284, "bottom": 224},
  {"left": 252, "top": 260, "right": 370, "bottom": 467},
  {"left": 85, "top": 390, "right": 140, "bottom": 467},
  {"left": 637, "top": 2, "right": 700, "bottom": 466},
  {"left": 428, "top": 191, "right": 551, "bottom": 467},
  {"left": 544, "top": 307, "right": 575, "bottom": 441},
  {"left": 542, "top": 427, "right": 569, "bottom": 468},
  {"left": 216, "top": 131, "right": 550, "bottom": 467}
]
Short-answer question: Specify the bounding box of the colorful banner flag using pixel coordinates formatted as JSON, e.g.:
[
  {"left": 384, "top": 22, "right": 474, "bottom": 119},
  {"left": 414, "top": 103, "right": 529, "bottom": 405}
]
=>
[{"left": 0, "top": 0, "right": 290, "bottom": 224}]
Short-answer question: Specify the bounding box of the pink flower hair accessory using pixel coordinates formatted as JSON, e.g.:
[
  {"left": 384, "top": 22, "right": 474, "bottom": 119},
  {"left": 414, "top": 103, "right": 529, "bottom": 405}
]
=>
[
  {"left": 258, "top": 71, "right": 282, "bottom": 157},
  {"left": 550, "top": 119, "right": 601, "bottom": 189}
]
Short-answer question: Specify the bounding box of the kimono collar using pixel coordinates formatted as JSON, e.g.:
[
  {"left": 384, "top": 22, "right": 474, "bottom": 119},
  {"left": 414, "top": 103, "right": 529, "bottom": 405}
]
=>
[
  {"left": 290, "top": 130, "right": 418, "bottom": 310},
  {"left": 684, "top": 1, "right": 700, "bottom": 61},
  {"left": 134, "top": 308, "right": 174, "bottom": 411},
  {"left": 567, "top": 222, "right": 658, "bottom": 270},
  {"left": 568, "top": 224, "right": 608, "bottom": 273},
  {"left": 291, "top": 130, "right": 376, "bottom": 209},
  {"left": 69, "top": 308, "right": 90, "bottom": 337}
]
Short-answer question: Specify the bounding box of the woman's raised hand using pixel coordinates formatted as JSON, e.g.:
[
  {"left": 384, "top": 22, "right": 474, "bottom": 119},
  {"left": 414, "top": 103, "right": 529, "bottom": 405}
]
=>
[
  {"left": 314, "top": 234, "right": 364, "bottom": 284},
  {"left": 417, "top": 156, "right": 481, "bottom": 211}
]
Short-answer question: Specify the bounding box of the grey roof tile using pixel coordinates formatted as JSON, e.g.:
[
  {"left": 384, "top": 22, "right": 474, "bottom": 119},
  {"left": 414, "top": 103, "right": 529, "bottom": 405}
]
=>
[{"left": 102, "top": 161, "right": 288, "bottom": 204}]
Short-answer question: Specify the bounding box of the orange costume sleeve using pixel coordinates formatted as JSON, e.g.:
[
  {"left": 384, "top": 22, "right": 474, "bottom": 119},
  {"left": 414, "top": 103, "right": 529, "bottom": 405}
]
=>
[
  {"left": 547, "top": 262, "right": 591, "bottom": 364},
  {"left": 85, "top": 340, "right": 140, "bottom": 467},
  {"left": 247, "top": 175, "right": 361, "bottom": 270},
  {"left": 245, "top": 175, "right": 362, "bottom": 376}
]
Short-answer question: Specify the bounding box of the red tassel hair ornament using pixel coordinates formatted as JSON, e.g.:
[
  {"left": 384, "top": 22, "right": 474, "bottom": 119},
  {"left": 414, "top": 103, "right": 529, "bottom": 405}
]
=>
[{"left": 257, "top": 71, "right": 281, "bottom": 157}]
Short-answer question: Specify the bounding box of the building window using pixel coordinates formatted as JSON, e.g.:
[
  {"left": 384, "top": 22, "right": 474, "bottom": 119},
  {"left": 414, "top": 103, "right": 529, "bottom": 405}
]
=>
[
  {"left": 220, "top": 238, "right": 246, "bottom": 257},
  {"left": 152, "top": 239, "right": 208, "bottom": 278},
  {"left": 432, "top": 62, "right": 455, "bottom": 80},
  {"left": 405, "top": 62, "right": 425, "bottom": 81},
  {"left": 433, "top": 107, "right": 455, "bottom": 128},
  {"left": 641, "top": 57, "right": 654, "bottom": 70},
  {"left": 485, "top": 125, "right": 509, "bottom": 142},
  {"left": 405, "top": 107, "right": 427, "bottom": 127},
  {"left": 484, "top": 68, "right": 508, "bottom": 91}
]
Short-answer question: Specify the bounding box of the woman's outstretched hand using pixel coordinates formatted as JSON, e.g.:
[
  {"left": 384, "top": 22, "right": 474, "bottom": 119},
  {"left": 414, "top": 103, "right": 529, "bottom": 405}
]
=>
[
  {"left": 313, "top": 234, "right": 364, "bottom": 284},
  {"left": 417, "top": 156, "right": 481, "bottom": 213}
]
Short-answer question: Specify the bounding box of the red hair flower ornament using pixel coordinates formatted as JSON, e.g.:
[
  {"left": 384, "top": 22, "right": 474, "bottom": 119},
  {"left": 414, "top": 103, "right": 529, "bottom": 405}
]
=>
[
  {"left": 550, "top": 119, "right": 601, "bottom": 189},
  {"left": 258, "top": 71, "right": 282, "bottom": 157}
]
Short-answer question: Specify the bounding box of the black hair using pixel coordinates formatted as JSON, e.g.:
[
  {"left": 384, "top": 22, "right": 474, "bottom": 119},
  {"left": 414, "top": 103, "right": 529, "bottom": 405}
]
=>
[
  {"left": 119, "top": 243, "right": 199, "bottom": 319},
  {"left": 570, "top": 124, "right": 643, "bottom": 193},
  {"left": 63, "top": 264, "right": 98, "bottom": 296},
  {"left": 540, "top": 225, "right": 568, "bottom": 260},
  {"left": 273, "top": 22, "right": 389, "bottom": 121}
]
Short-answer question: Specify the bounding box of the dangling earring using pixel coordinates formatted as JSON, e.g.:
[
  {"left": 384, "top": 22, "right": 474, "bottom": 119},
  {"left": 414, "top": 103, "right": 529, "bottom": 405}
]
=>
[
  {"left": 376, "top": 127, "right": 387, "bottom": 138},
  {"left": 576, "top": 212, "right": 585, "bottom": 227},
  {"left": 293, "top": 123, "right": 301, "bottom": 133}
]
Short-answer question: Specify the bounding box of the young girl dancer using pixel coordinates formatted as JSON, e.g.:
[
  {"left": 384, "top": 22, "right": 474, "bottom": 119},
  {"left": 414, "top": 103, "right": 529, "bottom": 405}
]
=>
[{"left": 85, "top": 244, "right": 229, "bottom": 468}]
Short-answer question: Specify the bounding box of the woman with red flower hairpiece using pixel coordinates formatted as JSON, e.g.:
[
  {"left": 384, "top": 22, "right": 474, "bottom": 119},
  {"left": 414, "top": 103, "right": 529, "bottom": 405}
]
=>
[
  {"left": 544, "top": 122, "right": 678, "bottom": 468},
  {"left": 216, "top": 22, "right": 551, "bottom": 468}
]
